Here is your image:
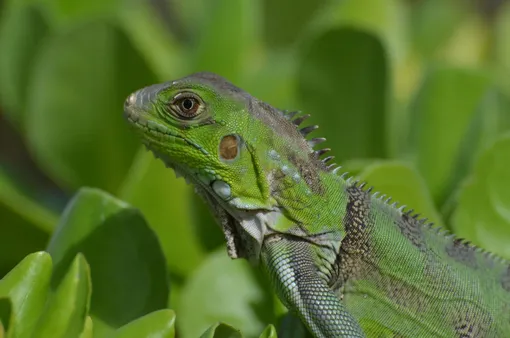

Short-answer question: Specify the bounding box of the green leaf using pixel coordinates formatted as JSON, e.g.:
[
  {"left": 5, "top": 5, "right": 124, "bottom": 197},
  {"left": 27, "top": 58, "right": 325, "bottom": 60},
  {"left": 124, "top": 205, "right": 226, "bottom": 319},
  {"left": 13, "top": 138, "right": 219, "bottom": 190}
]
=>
[
  {"left": 199, "top": 323, "right": 242, "bottom": 338},
  {"left": 405, "top": 66, "right": 491, "bottom": 204},
  {"left": 0, "top": 169, "right": 55, "bottom": 276},
  {"left": 359, "top": 161, "right": 444, "bottom": 228},
  {"left": 34, "top": 253, "right": 91, "bottom": 338},
  {"left": 0, "top": 298, "right": 11, "bottom": 334},
  {"left": 0, "top": 252, "right": 52, "bottom": 338},
  {"left": 79, "top": 317, "right": 93, "bottom": 338},
  {"left": 46, "top": 187, "right": 169, "bottom": 337},
  {"left": 25, "top": 20, "right": 157, "bottom": 192},
  {"left": 440, "top": 89, "right": 510, "bottom": 218},
  {"left": 190, "top": 0, "right": 260, "bottom": 84},
  {"left": 0, "top": 2, "right": 49, "bottom": 125},
  {"left": 118, "top": 149, "right": 204, "bottom": 276},
  {"left": 179, "top": 249, "right": 274, "bottom": 338},
  {"left": 483, "top": 90, "right": 510, "bottom": 138},
  {"left": 259, "top": 324, "right": 277, "bottom": 338},
  {"left": 308, "top": 0, "right": 406, "bottom": 63},
  {"left": 297, "top": 27, "right": 388, "bottom": 162},
  {"left": 113, "top": 309, "right": 175, "bottom": 338},
  {"left": 451, "top": 133, "right": 510, "bottom": 259}
]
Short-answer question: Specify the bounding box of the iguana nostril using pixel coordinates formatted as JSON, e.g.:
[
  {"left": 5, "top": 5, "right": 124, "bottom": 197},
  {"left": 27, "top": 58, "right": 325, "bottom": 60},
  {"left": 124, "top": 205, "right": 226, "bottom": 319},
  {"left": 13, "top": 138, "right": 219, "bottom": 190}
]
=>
[
  {"left": 125, "top": 83, "right": 166, "bottom": 111},
  {"left": 124, "top": 93, "right": 137, "bottom": 110},
  {"left": 127, "top": 93, "right": 136, "bottom": 107}
]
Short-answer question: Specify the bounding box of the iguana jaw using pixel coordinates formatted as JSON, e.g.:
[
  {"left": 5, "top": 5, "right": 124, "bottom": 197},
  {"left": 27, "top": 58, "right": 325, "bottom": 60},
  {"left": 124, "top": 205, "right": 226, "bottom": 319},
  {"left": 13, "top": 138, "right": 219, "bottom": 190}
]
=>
[
  {"left": 194, "top": 182, "right": 283, "bottom": 264},
  {"left": 192, "top": 184, "right": 265, "bottom": 261},
  {"left": 124, "top": 105, "right": 273, "bottom": 262}
]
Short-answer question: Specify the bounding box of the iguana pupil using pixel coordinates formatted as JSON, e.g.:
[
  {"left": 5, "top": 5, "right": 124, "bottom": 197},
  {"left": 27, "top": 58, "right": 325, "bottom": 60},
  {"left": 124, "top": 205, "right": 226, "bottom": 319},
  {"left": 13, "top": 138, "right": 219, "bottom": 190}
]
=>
[{"left": 182, "top": 98, "right": 193, "bottom": 110}]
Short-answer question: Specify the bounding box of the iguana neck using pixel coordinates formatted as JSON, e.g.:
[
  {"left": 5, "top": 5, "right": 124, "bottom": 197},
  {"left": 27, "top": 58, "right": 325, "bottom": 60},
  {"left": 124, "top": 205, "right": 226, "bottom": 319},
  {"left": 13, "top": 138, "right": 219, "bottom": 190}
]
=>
[
  {"left": 265, "top": 155, "right": 348, "bottom": 238},
  {"left": 227, "top": 102, "right": 349, "bottom": 241}
]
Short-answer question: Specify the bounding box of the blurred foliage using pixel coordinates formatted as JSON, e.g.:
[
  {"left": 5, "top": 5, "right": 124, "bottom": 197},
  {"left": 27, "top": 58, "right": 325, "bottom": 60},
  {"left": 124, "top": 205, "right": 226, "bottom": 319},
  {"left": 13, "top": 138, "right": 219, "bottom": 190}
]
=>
[
  {"left": 0, "top": 189, "right": 176, "bottom": 338},
  {"left": 0, "top": 0, "right": 509, "bottom": 337}
]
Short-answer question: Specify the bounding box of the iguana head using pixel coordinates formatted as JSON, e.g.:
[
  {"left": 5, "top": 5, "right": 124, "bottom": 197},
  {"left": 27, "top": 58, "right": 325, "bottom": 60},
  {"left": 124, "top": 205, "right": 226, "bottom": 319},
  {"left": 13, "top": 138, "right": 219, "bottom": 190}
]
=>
[{"left": 124, "top": 72, "right": 331, "bottom": 261}]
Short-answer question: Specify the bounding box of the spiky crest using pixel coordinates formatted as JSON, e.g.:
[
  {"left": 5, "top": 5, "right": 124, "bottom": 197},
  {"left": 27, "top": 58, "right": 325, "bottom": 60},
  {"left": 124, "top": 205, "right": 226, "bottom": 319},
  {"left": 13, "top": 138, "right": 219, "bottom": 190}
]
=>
[
  {"left": 281, "top": 107, "right": 510, "bottom": 267},
  {"left": 280, "top": 109, "right": 334, "bottom": 168},
  {"left": 300, "top": 125, "right": 318, "bottom": 136}
]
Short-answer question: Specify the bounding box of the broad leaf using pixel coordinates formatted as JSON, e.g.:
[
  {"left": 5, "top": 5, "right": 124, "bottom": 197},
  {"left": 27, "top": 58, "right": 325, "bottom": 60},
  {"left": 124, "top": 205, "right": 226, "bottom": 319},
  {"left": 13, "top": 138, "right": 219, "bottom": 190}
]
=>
[
  {"left": 34, "top": 253, "right": 91, "bottom": 338},
  {"left": 46, "top": 188, "right": 169, "bottom": 337},
  {"left": 79, "top": 317, "right": 93, "bottom": 338},
  {"left": 259, "top": 324, "right": 277, "bottom": 338},
  {"left": 297, "top": 27, "right": 388, "bottom": 162},
  {"left": 359, "top": 161, "right": 444, "bottom": 228},
  {"left": 405, "top": 66, "right": 491, "bottom": 204},
  {"left": 0, "top": 252, "right": 52, "bottom": 338},
  {"left": 440, "top": 89, "right": 510, "bottom": 217},
  {"left": 179, "top": 249, "right": 274, "bottom": 338},
  {"left": 113, "top": 309, "right": 175, "bottom": 338},
  {"left": 200, "top": 323, "right": 242, "bottom": 338},
  {"left": 308, "top": 0, "right": 406, "bottom": 63},
  {"left": 451, "top": 133, "right": 510, "bottom": 259},
  {"left": 25, "top": 20, "right": 157, "bottom": 192}
]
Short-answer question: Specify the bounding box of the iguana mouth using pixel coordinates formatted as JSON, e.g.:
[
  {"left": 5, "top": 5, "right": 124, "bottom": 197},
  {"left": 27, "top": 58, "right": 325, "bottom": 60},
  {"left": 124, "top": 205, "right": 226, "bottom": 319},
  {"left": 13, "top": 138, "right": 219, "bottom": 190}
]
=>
[{"left": 124, "top": 111, "right": 191, "bottom": 150}]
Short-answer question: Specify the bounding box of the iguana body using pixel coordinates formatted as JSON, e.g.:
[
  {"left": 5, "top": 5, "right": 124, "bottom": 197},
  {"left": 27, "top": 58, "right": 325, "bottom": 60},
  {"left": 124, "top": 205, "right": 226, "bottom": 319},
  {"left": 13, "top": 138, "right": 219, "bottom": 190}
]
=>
[{"left": 123, "top": 72, "right": 510, "bottom": 337}]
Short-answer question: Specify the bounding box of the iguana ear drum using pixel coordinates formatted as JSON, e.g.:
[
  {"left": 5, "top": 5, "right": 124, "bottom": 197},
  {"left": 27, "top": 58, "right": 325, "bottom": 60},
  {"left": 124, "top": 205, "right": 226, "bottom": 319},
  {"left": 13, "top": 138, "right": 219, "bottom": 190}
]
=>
[{"left": 219, "top": 134, "right": 240, "bottom": 161}]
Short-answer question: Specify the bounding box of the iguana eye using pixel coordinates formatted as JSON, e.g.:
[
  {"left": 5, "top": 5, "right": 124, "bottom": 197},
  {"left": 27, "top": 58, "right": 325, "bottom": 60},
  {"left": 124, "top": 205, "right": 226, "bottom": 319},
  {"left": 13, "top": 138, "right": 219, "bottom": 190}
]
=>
[{"left": 172, "top": 93, "right": 202, "bottom": 118}]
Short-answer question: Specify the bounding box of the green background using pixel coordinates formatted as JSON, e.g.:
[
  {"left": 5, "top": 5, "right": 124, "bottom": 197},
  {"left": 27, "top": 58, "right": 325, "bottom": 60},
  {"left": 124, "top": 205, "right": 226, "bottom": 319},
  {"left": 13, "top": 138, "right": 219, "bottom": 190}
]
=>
[{"left": 0, "top": 0, "right": 510, "bottom": 337}]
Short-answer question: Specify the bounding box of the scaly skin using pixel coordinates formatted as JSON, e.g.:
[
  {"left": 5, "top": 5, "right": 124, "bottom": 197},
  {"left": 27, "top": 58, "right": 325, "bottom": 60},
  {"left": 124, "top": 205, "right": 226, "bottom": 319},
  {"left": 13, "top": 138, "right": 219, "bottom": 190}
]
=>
[{"left": 123, "top": 72, "right": 510, "bottom": 338}]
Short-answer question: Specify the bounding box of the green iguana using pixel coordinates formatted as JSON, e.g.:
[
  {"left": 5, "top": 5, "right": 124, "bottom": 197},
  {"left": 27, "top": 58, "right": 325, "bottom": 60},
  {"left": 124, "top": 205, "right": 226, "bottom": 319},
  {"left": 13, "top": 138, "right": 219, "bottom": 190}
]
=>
[{"left": 123, "top": 72, "right": 510, "bottom": 337}]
